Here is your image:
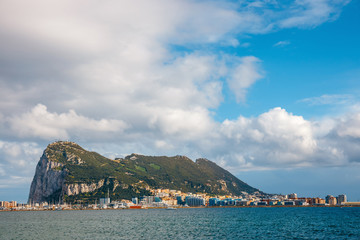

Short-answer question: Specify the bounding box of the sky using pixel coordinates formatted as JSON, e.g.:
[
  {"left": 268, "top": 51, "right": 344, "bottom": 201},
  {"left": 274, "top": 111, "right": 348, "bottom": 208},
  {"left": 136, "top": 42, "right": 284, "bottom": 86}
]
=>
[{"left": 1, "top": 0, "right": 360, "bottom": 203}]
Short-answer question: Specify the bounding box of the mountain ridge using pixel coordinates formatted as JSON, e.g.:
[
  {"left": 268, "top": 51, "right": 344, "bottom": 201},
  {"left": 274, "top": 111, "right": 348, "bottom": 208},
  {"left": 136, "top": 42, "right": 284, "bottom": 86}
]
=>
[{"left": 28, "top": 141, "right": 261, "bottom": 203}]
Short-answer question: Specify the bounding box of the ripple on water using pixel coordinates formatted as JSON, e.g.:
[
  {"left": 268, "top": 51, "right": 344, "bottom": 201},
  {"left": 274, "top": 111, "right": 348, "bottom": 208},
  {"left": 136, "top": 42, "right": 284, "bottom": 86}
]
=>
[{"left": 0, "top": 208, "right": 359, "bottom": 240}]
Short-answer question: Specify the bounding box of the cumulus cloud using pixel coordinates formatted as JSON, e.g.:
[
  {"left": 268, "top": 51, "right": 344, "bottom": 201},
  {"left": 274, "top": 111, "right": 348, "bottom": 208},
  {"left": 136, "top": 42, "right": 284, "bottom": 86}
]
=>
[
  {"left": 8, "top": 104, "right": 128, "bottom": 140},
  {"left": 218, "top": 108, "right": 318, "bottom": 169},
  {"left": 227, "top": 56, "right": 263, "bottom": 103},
  {"left": 0, "top": 141, "right": 42, "bottom": 187}
]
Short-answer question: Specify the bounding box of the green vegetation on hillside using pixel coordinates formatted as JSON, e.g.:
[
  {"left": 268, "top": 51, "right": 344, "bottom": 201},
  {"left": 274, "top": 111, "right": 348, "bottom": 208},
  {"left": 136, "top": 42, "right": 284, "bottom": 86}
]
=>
[{"left": 44, "top": 141, "right": 260, "bottom": 202}]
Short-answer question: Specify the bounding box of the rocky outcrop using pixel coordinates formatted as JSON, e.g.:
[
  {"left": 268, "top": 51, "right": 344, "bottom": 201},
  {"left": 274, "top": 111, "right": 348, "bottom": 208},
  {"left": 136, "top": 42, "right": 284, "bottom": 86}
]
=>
[
  {"left": 64, "top": 180, "right": 105, "bottom": 196},
  {"left": 28, "top": 147, "right": 106, "bottom": 203},
  {"left": 28, "top": 152, "right": 67, "bottom": 204}
]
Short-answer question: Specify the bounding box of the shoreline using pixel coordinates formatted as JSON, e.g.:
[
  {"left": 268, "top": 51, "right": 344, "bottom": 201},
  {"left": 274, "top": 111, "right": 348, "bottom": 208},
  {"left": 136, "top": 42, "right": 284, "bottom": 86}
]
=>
[{"left": 1, "top": 205, "right": 359, "bottom": 212}]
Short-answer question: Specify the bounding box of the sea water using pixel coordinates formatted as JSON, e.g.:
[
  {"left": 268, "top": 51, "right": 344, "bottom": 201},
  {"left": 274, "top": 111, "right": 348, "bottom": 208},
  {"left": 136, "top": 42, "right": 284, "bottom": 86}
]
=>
[{"left": 0, "top": 207, "right": 359, "bottom": 239}]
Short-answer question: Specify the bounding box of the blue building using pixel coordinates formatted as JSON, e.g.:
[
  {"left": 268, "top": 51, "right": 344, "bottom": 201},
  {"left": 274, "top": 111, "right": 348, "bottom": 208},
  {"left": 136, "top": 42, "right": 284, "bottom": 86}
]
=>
[
  {"left": 257, "top": 201, "right": 267, "bottom": 206},
  {"left": 209, "top": 198, "right": 219, "bottom": 206},
  {"left": 176, "top": 196, "right": 184, "bottom": 205},
  {"left": 185, "top": 196, "right": 205, "bottom": 207}
]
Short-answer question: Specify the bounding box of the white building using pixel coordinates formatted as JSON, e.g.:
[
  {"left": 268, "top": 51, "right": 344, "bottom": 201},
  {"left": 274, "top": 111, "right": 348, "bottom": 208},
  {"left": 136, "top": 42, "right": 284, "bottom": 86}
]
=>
[{"left": 100, "top": 197, "right": 110, "bottom": 208}]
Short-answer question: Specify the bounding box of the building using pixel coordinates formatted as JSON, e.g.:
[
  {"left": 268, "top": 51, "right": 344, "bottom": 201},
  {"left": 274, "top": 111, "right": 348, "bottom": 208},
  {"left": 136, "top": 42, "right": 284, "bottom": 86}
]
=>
[
  {"left": 342, "top": 202, "right": 360, "bottom": 207},
  {"left": 99, "top": 197, "right": 110, "bottom": 208},
  {"left": 311, "top": 198, "right": 325, "bottom": 205},
  {"left": 288, "top": 193, "right": 297, "bottom": 199},
  {"left": 185, "top": 196, "right": 205, "bottom": 207},
  {"left": 140, "top": 196, "right": 155, "bottom": 205},
  {"left": 176, "top": 195, "right": 184, "bottom": 205},
  {"left": 209, "top": 198, "right": 219, "bottom": 206},
  {"left": 236, "top": 200, "right": 250, "bottom": 206},
  {"left": 284, "top": 201, "right": 295, "bottom": 206},
  {"left": 337, "top": 194, "right": 347, "bottom": 205},
  {"left": 325, "top": 195, "right": 333, "bottom": 204},
  {"left": 132, "top": 197, "right": 138, "bottom": 205},
  {"left": 328, "top": 196, "right": 337, "bottom": 205},
  {"left": 100, "top": 190, "right": 111, "bottom": 208}
]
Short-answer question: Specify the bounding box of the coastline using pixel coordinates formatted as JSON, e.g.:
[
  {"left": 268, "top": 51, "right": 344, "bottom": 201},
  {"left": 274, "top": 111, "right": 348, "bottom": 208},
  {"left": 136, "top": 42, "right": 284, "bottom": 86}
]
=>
[{"left": 1, "top": 204, "right": 359, "bottom": 212}]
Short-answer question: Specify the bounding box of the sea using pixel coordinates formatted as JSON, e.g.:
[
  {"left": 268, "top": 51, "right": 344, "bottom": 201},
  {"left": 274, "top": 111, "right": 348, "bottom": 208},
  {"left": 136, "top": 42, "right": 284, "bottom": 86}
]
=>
[{"left": 0, "top": 207, "right": 359, "bottom": 239}]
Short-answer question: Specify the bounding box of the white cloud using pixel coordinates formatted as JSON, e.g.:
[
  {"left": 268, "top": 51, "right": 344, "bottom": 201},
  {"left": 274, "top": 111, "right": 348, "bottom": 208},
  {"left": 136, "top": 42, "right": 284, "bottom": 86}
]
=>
[
  {"left": 0, "top": 141, "right": 42, "bottom": 182},
  {"left": 218, "top": 107, "right": 318, "bottom": 169},
  {"left": 274, "top": 40, "right": 290, "bottom": 47},
  {"left": 279, "top": 0, "right": 350, "bottom": 28},
  {"left": 299, "top": 94, "right": 355, "bottom": 106},
  {"left": 336, "top": 113, "right": 360, "bottom": 138},
  {"left": 8, "top": 104, "right": 128, "bottom": 140},
  {"left": 227, "top": 56, "right": 263, "bottom": 103}
]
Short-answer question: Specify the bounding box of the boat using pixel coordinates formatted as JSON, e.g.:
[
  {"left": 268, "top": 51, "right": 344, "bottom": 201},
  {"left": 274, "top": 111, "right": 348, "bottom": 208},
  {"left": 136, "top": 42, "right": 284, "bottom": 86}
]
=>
[{"left": 166, "top": 207, "right": 176, "bottom": 210}]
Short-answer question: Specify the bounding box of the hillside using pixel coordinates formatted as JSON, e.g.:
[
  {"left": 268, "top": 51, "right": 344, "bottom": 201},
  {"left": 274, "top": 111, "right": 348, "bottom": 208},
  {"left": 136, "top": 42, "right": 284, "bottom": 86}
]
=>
[{"left": 28, "top": 141, "right": 261, "bottom": 204}]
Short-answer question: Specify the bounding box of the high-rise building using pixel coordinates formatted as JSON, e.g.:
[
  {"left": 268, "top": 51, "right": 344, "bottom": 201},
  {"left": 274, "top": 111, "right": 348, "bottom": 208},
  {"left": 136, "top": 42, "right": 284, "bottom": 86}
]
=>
[
  {"left": 100, "top": 189, "right": 111, "bottom": 207},
  {"left": 140, "top": 196, "right": 155, "bottom": 205},
  {"left": 185, "top": 196, "right": 205, "bottom": 206},
  {"left": 132, "top": 197, "right": 138, "bottom": 205},
  {"left": 209, "top": 198, "right": 219, "bottom": 206},
  {"left": 176, "top": 195, "right": 184, "bottom": 205},
  {"left": 337, "top": 194, "right": 347, "bottom": 205}
]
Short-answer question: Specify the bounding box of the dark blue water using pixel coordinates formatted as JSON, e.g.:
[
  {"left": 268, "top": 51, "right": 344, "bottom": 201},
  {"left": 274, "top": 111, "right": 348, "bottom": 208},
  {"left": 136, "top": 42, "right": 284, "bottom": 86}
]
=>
[{"left": 0, "top": 207, "right": 359, "bottom": 239}]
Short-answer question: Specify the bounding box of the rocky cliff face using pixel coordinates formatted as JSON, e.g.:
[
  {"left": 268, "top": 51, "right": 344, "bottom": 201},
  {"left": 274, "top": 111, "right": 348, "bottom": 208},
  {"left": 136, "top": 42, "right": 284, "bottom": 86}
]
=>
[
  {"left": 64, "top": 180, "right": 105, "bottom": 196},
  {"left": 28, "top": 142, "right": 107, "bottom": 203},
  {"left": 28, "top": 152, "right": 67, "bottom": 203}
]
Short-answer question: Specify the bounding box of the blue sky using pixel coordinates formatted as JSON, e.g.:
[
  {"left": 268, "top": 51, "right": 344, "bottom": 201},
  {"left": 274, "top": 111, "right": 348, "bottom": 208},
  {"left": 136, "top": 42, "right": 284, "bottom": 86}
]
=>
[
  {"left": 217, "top": 1, "right": 360, "bottom": 120},
  {"left": 0, "top": 0, "right": 360, "bottom": 202}
]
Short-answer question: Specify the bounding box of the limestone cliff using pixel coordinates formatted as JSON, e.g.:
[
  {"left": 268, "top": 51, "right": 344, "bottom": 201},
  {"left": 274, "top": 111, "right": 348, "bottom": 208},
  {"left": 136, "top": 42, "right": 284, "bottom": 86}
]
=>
[
  {"left": 28, "top": 142, "right": 108, "bottom": 203},
  {"left": 28, "top": 151, "right": 67, "bottom": 203}
]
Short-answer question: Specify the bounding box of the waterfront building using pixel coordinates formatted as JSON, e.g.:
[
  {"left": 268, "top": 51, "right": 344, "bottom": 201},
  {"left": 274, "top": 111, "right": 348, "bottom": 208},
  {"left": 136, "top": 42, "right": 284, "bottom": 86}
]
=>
[
  {"left": 328, "top": 196, "right": 337, "bottom": 205},
  {"left": 162, "top": 199, "right": 177, "bottom": 206},
  {"left": 236, "top": 200, "right": 250, "bottom": 206},
  {"left": 342, "top": 202, "right": 360, "bottom": 207},
  {"left": 337, "top": 194, "right": 347, "bottom": 205},
  {"left": 325, "top": 195, "right": 333, "bottom": 204},
  {"left": 209, "top": 198, "right": 219, "bottom": 206},
  {"left": 297, "top": 201, "right": 309, "bottom": 206},
  {"left": 140, "top": 196, "right": 155, "bottom": 205},
  {"left": 284, "top": 201, "right": 295, "bottom": 206},
  {"left": 311, "top": 198, "right": 325, "bottom": 205},
  {"left": 132, "top": 197, "right": 138, "bottom": 205},
  {"left": 185, "top": 196, "right": 205, "bottom": 207},
  {"left": 176, "top": 195, "right": 184, "bottom": 205},
  {"left": 100, "top": 189, "right": 111, "bottom": 208},
  {"left": 269, "top": 201, "right": 278, "bottom": 206},
  {"left": 99, "top": 197, "right": 110, "bottom": 208}
]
